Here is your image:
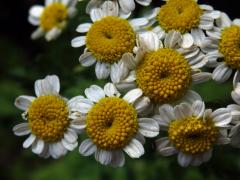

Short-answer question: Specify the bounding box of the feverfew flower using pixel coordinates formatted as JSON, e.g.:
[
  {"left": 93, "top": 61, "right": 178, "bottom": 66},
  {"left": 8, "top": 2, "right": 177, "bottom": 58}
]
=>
[
  {"left": 75, "top": 83, "right": 159, "bottom": 167},
  {"left": 13, "top": 75, "right": 83, "bottom": 158},
  {"left": 155, "top": 100, "right": 231, "bottom": 167},
  {"left": 71, "top": 1, "right": 149, "bottom": 81},
  {"left": 28, "top": 0, "right": 77, "bottom": 41}
]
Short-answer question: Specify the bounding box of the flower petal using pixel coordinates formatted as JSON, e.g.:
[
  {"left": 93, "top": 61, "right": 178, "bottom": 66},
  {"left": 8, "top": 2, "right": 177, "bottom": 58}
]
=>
[
  {"left": 95, "top": 61, "right": 110, "bottom": 79},
  {"left": 32, "top": 139, "right": 45, "bottom": 154},
  {"left": 123, "top": 88, "right": 143, "bottom": 104},
  {"left": 212, "top": 63, "right": 232, "bottom": 83},
  {"left": 23, "top": 134, "right": 36, "bottom": 148},
  {"left": 110, "top": 150, "right": 125, "bottom": 167},
  {"left": 14, "top": 96, "right": 35, "bottom": 111},
  {"left": 124, "top": 139, "right": 144, "bottom": 158},
  {"left": 192, "top": 100, "right": 205, "bottom": 118},
  {"left": 13, "top": 123, "right": 30, "bottom": 136},
  {"left": 104, "top": 83, "right": 120, "bottom": 97},
  {"left": 95, "top": 149, "right": 112, "bottom": 165},
  {"left": 178, "top": 152, "right": 192, "bottom": 167},
  {"left": 85, "top": 85, "right": 105, "bottom": 102},
  {"left": 71, "top": 36, "right": 86, "bottom": 48},
  {"left": 138, "top": 118, "right": 159, "bottom": 137},
  {"left": 79, "top": 139, "right": 97, "bottom": 156}
]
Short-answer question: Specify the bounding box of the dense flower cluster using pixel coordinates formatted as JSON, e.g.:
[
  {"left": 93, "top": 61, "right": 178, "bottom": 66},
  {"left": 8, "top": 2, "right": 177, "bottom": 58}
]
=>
[{"left": 13, "top": 0, "right": 240, "bottom": 167}]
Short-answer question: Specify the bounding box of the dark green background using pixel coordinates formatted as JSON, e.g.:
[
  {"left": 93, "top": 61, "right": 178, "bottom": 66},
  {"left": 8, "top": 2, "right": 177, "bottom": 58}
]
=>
[{"left": 0, "top": 0, "right": 239, "bottom": 179}]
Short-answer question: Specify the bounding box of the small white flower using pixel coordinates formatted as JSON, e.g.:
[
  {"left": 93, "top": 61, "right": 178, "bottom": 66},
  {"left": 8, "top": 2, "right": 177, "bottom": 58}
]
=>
[
  {"left": 28, "top": 0, "right": 78, "bottom": 41},
  {"left": 115, "top": 31, "right": 211, "bottom": 107},
  {"left": 155, "top": 100, "right": 231, "bottom": 167},
  {"left": 85, "top": 0, "right": 152, "bottom": 14},
  {"left": 75, "top": 83, "right": 159, "bottom": 167},
  {"left": 71, "top": 1, "right": 149, "bottom": 81},
  {"left": 13, "top": 75, "right": 83, "bottom": 159}
]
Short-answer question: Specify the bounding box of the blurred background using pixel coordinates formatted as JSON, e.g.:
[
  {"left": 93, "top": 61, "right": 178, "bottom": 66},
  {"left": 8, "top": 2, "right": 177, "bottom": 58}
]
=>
[{"left": 0, "top": 0, "right": 239, "bottom": 179}]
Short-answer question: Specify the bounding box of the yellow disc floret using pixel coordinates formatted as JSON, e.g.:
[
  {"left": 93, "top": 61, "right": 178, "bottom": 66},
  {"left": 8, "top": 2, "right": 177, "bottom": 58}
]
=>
[
  {"left": 219, "top": 25, "right": 240, "bottom": 70},
  {"left": 168, "top": 116, "right": 218, "bottom": 154},
  {"left": 40, "top": 3, "right": 68, "bottom": 31},
  {"left": 86, "top": 16, "right": 136, "bottom": 63},
  {"left": 136, "top": 48, "right": 192, "bottom": 103},
  {"left": 86, "top": 97, "right": 138, "bottom": 150},
  {"left": 157, "top": 0, "right": 202, "bottom": 33},
  {"left": 28, "top": 95, "right": 69, "bottom": 142}
]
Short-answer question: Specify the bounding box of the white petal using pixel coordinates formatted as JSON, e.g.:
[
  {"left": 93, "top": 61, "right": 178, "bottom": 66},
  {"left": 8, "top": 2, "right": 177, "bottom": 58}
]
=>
[
  {"left": 216, "top": 12, "right": 232, "bottom": 28},
  {"left": 110, "top": 63, "right": 122, "bottom": 83},
  {"left": 85, "top": 85, "right": 105, "bottom": 102},
  {"left": 130, "top": 18, "right": 148, "bottom": 28},
  {"left": 211, "top": 108, "right": 232, "bottom": 127},
  {"left": 95, "top": 62, "right": 110, "bottom": 79},
  {"left": 138, "top": 118, "right": 159, "bottom": 137},
  {"left": 212, "top": 63, "right": 232, "bottom": 83},
  {"left": 13, "top": 123, "right": 30, "bottom": 136},
  {"left": 191, "top": 28, "right": 206, "bottom": 47},
  {"left": 34, "top": 75, "right": 60, "bottom": 97},
  {"left": 90, "top": 8, "right": 103, "bottom": 22},
  {"left": 95, "top": 149, "right": 112, "bottom": 165},
  {"left": 123, "top": 88, "right": 143, "bottom": 104},
  {"left": 67, "top": 95, "right": 85, "bottom": 111},
  {"left": 158, "top": 104, "right": 176, "bottom": 124},
  {"left": 79, "top": 139, "right": 97, "bottom": 156},
  {"left": 136, "top": 0, "right": 151, "bottom": 6},
  {"left": 121, "top": 52, "right": 138, "bottom": 70},
  {"left": 233, "top": 71, "right": 240, "bottom": 89},
  {"left": 180, "top": 90, "right": 202, "bottom": 105},
  {"left": 23, "top": 134, "right": 36, "bottom": 148},
  {"left": 76, "top": 98, "right": 94, "bottom": 114},
  {"left": 164, "top": 31, "right": 181, "bottom": 49},
  {"left": 62, "top": 139, "right": 78, "bottom": 151},
  {"left": 159, "top": 146, "right": 178, "bottom": 157},
  {"left": 174, "top": 103, "right": 193, "bottom": 119},
  {"left": 233, "top": 19, "right": 240, "bottom": 26},
  {"left": 79, "top": 52, "right": 96, "bottom": 67},
  {"left": 110, "top": 150, "right": 125, "bottom": 167},
  {"left": 179, "top": 33, "right": 194, "bottom": 49},
  {"left": 29, "top": 5, "right": 44, "bottom": 18},
  {"left": 192, "top": 100, "right": 205, "bottom": 118},
  {"left": 188, "top": 53, "right": 207, "bottom": 69},
  {"left": 123, "top": 139, "right": 144, "bottom": 158},
  {"left": 216, "top": 137, "right": 230, "bottom": 145},
  {"left": 178, "top": 152, "right": 192, "bottom": 167},
  {"left": 206, "top": 27, "right": 221, "bottom": 39},
  {"left": 31, "top": 28, "right": 44, "bottom": 39},
  {"left": 45, "top": 28, "right": 62, "bottom": 41},
  {"left": 32, "top": 139, "right": 44, "bottom": 154},
  {"left": 133, "top": 96, "right": 150, "bottom": 114},
  {"left": 103, "top": 83, "right": 120, "bottom": 97},
  {"left": 138, "top": 31, "right": 160, "bottom": 51},
  {"left": 49, "top": 142, "right": 67, "bottom": 159},
  {"left": 199, "top": 17, "right": 214, "bottom": 30},
  {"left": 64, "top": 129, "right": 78, "bottom": 143},
  {"left": 101, "top": 0, "right": 119, "bottom": 17},
  {"left": 76, "top": 23, "right": 92, "bottom": 33},
  {"left": 134, "top": 132, "right": 146, "bottom": 144},
  {"left": 192, "top": 72, "right": 212, "bottom": 84},
  {"left": 14, "top": 96, "right": 35, "bottom": 111},
  {"left": 199, "top": 5, "right": 213, "bottom": 11},
  {"left": 119, "top": 0, "right": 135, "bottom": 14},
  {"left": 70, "top": 117, "right": 86, "bottom": 130},
  {"left": 71, "top": 36, "right": 86, "bottom": 48}
]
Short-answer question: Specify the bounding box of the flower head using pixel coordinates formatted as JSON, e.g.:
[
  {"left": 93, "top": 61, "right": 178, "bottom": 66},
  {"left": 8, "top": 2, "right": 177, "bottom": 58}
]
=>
[
  {"left": 13, "top": 75, "right": 83, "bottom": 158},
  {"left": 74, "top": 83, "right": 159, "bottom": 167},
  {"left": 28, "top": 0, "right": 77, "bottom": 41},
  {"left": 155, "top": 100, "right": 231, "bottom": 167}
]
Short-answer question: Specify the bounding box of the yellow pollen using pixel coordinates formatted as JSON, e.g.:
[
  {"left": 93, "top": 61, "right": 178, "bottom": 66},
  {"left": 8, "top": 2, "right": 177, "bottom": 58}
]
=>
[
  {"left": 168, "top": 116, "right": 218, "bottom": 154},
  {"left": 40, "top": 3, "right": 68, "bottom": 31},
  {"left": 86, "top": 16, "right": 136, "bottom": 63},
  {"left": 157, "top": 0, "right": 202, "bottom": 33},
  {"left": 219, "top": 25, "right": 240, "bottom": 70},
  {"left": 86, "top": 97, "right": 138, "bottom": 150},
  {"left": 28, "top": 95, "right": 69, "bottom": 142},
  {"left": 136, "top": 48, "right": 192, "bottom": 103}
]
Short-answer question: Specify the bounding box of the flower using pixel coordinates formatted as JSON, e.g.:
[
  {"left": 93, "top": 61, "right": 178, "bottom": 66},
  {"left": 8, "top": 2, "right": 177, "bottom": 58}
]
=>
[
  {"left": 85, "top": 0, "right": 152, "bottom": 14},
  {"left": 28, "top": 0, "right": 77, "bottom": 41},
  {"left": 227, "top": 84, "right": 240, "bottom": 148},
  {"left": 155, "top": 100, "right": 231, "bottom": 167},
  {"left": 201, "top": 12, "right": 240, "bottom": 84},
  {"left": 71, "top": 1, "right": 149, "bottom": 81},
  {"left": 13, "top": 75, "right": 84, "bottom": 158},
  {"left": 114, "top": 31, "right": 211, "bottom": 106},
  {"left": 145, "top": 0, "right": 220, "bottom": 49},
  {"left": 74, "top": 83, "right": 159, "bottom": 167}
]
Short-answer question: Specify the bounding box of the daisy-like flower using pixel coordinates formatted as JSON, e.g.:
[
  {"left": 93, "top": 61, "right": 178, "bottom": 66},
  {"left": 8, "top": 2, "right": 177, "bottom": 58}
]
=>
[
  {"left": 201, "top": 12, "right": 240, "bottom": 84},
  {"left": 28, "top": 0, "right": 77, "bottom": 41},
  {"left": 114, "top": 31, "right": 211, "bottom": 106},
  {"left": 145, "top": 0, "right": 220, "bottom": 49},
  {"left": 71, "top": 1, "right": 149, "bottom": 81},
  {"left": 13, "top": 75, "right": 83, "bottom": 159},
  {"left": 227, "top": 84, "right": 240, "bottom": 148},
  {"left": 74, "top": 83, "right": 159, "bottom": 167},
  {"left": 85, "top": 0, "right": 152, "bottom": 14},
  {"left": 155, "top": 100, "right": 231, "bottom": 167}
]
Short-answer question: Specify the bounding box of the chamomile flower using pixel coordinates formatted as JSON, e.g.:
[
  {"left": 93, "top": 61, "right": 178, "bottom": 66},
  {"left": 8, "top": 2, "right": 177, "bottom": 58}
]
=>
[
  {"left": 201, "top": 12, "right": 240, "bottom": 84},
  {"left": 115, "top": 31, "right": 211, "bottom": 106},
  {"left": 227, "top": 84, "right": 240, "bottom": 148},
  {"left": 155, "top": 100, "right": 231, "bottom": 167},
  {"left": 75, "top": 83, "right": 159, "bottom": 167},
  {"left": 13, "top": 75, "right": 83, "bottom": 159},
  {"left": 71, "top": 1, "right": 149, "bottom": 81},
  {"left": 85, "top": 0, "right": 152, "bottom": 14},
  {"left": 145, "top": 0, "right": 220, "bottom": 49},
  {"left": 28, "top": 0, "right": 77, "bottom": 41}
]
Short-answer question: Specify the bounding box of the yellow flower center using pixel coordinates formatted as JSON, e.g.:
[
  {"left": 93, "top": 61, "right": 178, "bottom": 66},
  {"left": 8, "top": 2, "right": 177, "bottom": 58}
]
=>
[
  {"left": 86, "top": 16, "right": 136, "bottom": 63},
  {"left": 168, "top": 116, "right": 218, "bottom": 154},
  {"left": 28, "top": 95, "right": 69, "bottom": 142},
  {"left": 157, "top": 0, "right": 202, "bottom": 33},
  {"left": 219, "top": 25, "right": 240, "bottom": 70},
  {"left": 86, "top": 97, "right": 138, "bottom": 150},
  {"left": 136, "top": 48, "right": 192, "bottom": 103},
  {"left": 40, "top": 3, "right": 68, "bottom": 31}
]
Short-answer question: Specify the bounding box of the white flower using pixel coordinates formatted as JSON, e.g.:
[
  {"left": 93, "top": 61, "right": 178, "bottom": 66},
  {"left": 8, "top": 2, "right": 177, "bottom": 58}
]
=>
[
  {"left": 71, "top": 1, "right": 149, "bottom": 81},
  {"left": 155, "top": 100, "right": 231, "bottom": 167},
  {"left": 85, "top": 0, "right": 152, "bottom": 14},
  {"left": 145, "top": 0, "right": 220, "bottom": 49},
  {"left": 13, "top": 75, "right": 83, "bottom": 159},
  {"left": 201, "top": 12, "right": 240, "bottom": 84},
  {"left": 28, "top": 0, "right": 77, "bottom": 41},
  {"left": 114, "top": 31, "right": 211, "bottom": 106},
  {"left": 74, "top": 83, "right": 159, "bottom": 167}
]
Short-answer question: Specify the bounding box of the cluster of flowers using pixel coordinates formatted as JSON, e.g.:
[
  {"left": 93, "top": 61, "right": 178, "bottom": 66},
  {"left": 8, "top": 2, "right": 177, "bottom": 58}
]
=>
[{"left": 13, "top": 0, "right": 240, "bottom": 167}]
